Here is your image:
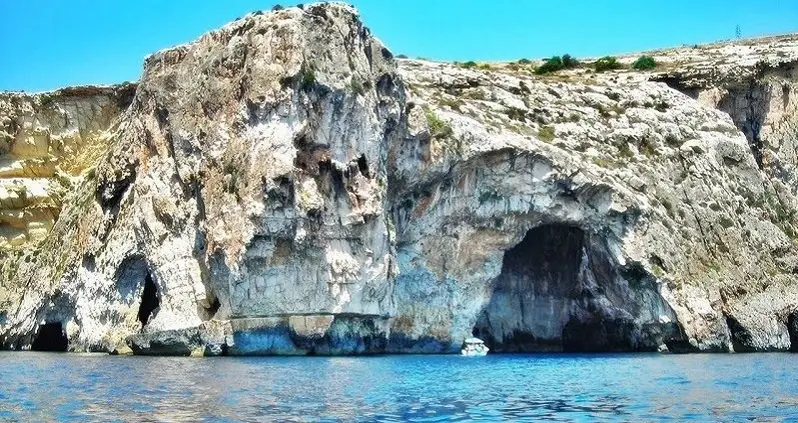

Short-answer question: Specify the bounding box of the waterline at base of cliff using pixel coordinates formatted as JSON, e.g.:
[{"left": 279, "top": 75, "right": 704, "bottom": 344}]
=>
[{"left": 3, "top": 3, "right": 798, "bottom": 356}]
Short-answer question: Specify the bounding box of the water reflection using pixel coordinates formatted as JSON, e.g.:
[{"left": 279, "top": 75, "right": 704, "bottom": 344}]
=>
[{"left": 1, "top": 352, "right": 797, "bottom": 421}]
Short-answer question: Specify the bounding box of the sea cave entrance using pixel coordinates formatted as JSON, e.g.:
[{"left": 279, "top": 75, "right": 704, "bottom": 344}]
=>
[
  {"left": 472, "top": 224, "right": 647, "bottom": 352},
  {"left": 31, "top": 322, "right": 68, "bottom": 352},
  {"left": 137, "top": 273, "right": 160, "bottom": 327}
]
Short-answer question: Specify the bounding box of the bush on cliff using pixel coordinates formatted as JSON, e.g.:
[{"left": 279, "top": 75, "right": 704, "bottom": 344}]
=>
[
  {"left": 535, "top": 54, "right": 580, "bottom": 75},
  {"left": 594, "top": 56, "right": 621, "bottom": 72},
  {"left": 300, "top": 64, "right": 316, "bottom": 90},
  {"left": 632, "top": 55, "right": 657, "bottom": 70},
  {"left": 535, "top": 57, "right": 562, "bottom": 75},
  {"left": 425, "top": 109, "right": 453, "bottom": 139},
  {"left": 562, "top": 54, "right": 579, "bottom": 69}
]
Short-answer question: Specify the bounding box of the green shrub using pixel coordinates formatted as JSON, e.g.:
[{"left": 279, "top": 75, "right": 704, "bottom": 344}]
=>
[
  {"left": 537, "top": 125, "right": 556, "bottom": 142},
  {"left": 505, "top": 107, "right": 527, "bottom": 121},
  {"left": 592, "top": 157, "right": 614, "bottom": 167},
  {"left": 665, "top": 134, "right": 681, "bottom": 147},
  {"left": 640, "top": 139, "right": 658, "bottom": 156},
  {"left": 425, "top": 109, "right": 453, "bottom": 139},
  {"left": 458, "top": 61, "right": 478, "bottom": 69},
  {"left": 562, "top": 54, "right": 580, "bottom": 68},
  {"left": 535, "top": 56, "right": 564, "bottom": 75},
  {"left": 396, "top": 54, "right": 408, "bottom": 59},
  {"left": 594, "top": 56, "right": 621, "bottom": 72},
  {"left": 300, "top": 64, "right": 316, "bottom": 90},
  {"left": 39, "top": 93, "right": 56, "bottom": 108},
  {"left": 440, "top": 97, "right": 464, "bottom": 112},
  {"left": 534, "top": 54, "right": 579, "bottom": 75},
  {"left": 719, "top": 216, "right": 735, "bottom": 229},
  {"left": 632, "top": 55, "right": 657, "bottom": 70},
  {"left": 517, "top": 58, "right": 531, "bottom": 64},
  {"left": 618, "top": 143, "right": 634, "bottom": 158}
]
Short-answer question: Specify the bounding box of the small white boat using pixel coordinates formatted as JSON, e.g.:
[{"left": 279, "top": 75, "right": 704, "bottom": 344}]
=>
[{"left": 461, "top": 337, "right": 489, "bottom": 356}]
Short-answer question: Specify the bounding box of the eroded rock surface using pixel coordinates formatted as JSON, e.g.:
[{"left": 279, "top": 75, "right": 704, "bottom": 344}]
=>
[
  {"left": 1, "top": 3, "right": 798, "bottom": 355},
  {"left": 646, "top": 35, "right": 798, "bottom": 190},
  {"left": 0, "top": 86, "right": 134, "bottom": 249}
]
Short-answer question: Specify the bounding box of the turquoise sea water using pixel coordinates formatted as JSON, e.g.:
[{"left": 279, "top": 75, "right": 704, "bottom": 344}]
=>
[{"left": 1, "top": 352, "right": 797, "bottom": 422}]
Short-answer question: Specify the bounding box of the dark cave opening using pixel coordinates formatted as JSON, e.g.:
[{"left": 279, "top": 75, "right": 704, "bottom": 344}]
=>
[
  {"left": 472, "top": 224, "right": 657, "bottom": 353},
  {"left": 31, "top": 322, "right": 68, "bottom": 352},
  {"left": 726, "top": 315, "right": 756, "bottom": 353},
  {"left": 357, "top": 154, "right": 370, "bottom": 177},
  {"left": 473, "top": 225, "right": 587, "bottom": 352},
  {"left": 318, "top": 159, "right": 346, "bottom": 197},
  {"left": 137, "top": 274, "right": 160, "bottom": 327},
  {"left": 788, "top": 312, "right": 798, "bottom": 352}
]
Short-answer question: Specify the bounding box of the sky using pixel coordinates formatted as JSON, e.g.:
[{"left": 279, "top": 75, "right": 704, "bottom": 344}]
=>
[{"left": 1, "top": 0, "right": 797, "bottom": 92}]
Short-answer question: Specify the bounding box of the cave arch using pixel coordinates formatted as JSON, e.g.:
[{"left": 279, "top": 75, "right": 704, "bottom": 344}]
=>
[
  {"left": 115, "top": 255, "right": 161, "bottom": 327},
  {"left": 31, "top": 322, "right": 68, "bottom": 352},
  {"left": 472, "top": 224, "right": 670, "bottom": 352}
]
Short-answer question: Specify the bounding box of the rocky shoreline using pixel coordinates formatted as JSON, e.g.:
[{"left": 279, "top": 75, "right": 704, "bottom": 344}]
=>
[{"left": 2, "top": 3, "right": 798, "bottom": 356}]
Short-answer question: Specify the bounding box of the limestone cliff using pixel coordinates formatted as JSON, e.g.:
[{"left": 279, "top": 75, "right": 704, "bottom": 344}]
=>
[
  {"left": 0, "top": 86, "right": 134, "bottom": 249},
  {"left": 1, "top": 3, "right": 798, "bottom": 355}
]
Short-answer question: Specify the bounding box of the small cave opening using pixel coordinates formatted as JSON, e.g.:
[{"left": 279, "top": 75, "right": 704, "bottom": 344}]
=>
[
  {"left": 472, "top": 224, "right": 657, "bottom": 353},
  {"left": 357, "top": 155, "right": 370, "bottom": 177},
  {"left": 137, "top": 274, "right": 160, "bottom": 327},
  {"left": 726, "top": 315, "right": 756, "bottom": 353},
  {"left": 31, "top": 322, "right": 68, "bottom": 352},
  {"left": 199, "top": 294, "right": 222, "bottom": 321},
  {"left": 318, "top": 159, "right": 346, "bottom": 197},
  {"left": 788, "top": 312, "right": 798, "bottom": 352}
]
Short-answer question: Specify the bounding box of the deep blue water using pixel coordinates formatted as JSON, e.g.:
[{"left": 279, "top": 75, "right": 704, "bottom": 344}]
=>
[{"left": 1, "top": 352, "right": 798, "bottom": 422}]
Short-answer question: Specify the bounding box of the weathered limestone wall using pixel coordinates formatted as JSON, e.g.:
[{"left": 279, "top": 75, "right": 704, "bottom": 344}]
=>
[
  {"left": 2, "top": 4, "right": 798, "bottom": 356},
  {"left": 389, "top": 56, "right": 798, "bottom": 354},
  {"left": 1, "top": 3, "right": 404, "bottom": 355},
  {"left": 0, "top": 86, "right": 134, "bottom": 249},
  {"left": 647, "top": 35, "right": 798, "bottom": 190}
]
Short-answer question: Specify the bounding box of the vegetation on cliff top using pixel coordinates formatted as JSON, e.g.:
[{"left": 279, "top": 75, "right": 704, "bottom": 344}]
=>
[
  {"left": 594, "top": 56, "right": 622, "bottom": 72},
  {"left": 632, "top": 55, "right": 658, "bottom": 70},
  {"left": 535, "top": 54, "right": 580, "bottom": 75}
]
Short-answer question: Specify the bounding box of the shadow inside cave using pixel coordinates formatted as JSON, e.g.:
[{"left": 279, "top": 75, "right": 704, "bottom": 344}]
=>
[
  {"left": 472, "top": 224, "right": 670, "bottom": 353},
  {"left": 114, "top": 255, "right": 161, "bottom": 328},
  {"left": 137, "top": 273, "right": 160, "bottom": 327},
  {"left": 31, "top": 322, "right": 68, "bottom": 352}
]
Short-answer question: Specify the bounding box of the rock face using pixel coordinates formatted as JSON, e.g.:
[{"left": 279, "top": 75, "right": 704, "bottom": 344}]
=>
[
  {"left": 0, "top": 86, "right": 134, "bottom": 249},
  {"left": 1, "top": 4, "right": 798, "bottom": 355},
  {"left": 646, "top": 35, "right": 798, "bottom": 190}
]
